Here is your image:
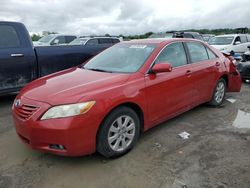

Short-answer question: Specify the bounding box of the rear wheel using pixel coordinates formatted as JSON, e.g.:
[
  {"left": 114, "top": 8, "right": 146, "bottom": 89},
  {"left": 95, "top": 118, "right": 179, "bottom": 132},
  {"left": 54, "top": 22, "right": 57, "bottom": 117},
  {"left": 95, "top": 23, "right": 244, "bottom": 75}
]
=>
[
  {"left": 209, "top": 78, "right": 226, "bottom": 106},
  {"left": 97, "top": 106, "right": 140, "bottom": 158}
]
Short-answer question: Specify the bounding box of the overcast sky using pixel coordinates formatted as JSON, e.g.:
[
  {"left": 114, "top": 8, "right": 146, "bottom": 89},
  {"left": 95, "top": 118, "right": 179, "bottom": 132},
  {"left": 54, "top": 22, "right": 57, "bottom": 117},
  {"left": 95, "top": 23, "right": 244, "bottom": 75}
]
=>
[{"left": 1, "top": 0, "right": 250, "bottom": 35}]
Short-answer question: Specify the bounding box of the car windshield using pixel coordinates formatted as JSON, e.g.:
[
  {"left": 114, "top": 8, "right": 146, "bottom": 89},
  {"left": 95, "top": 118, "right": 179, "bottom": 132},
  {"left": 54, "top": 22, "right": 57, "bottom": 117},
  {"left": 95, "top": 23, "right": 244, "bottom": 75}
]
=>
[
  {"left": 38, "top": 35, "right": 55, "bottom": 43},
  {"left": 208, "top": 36, "right": 234, "bottom": 45},
  {"left": 69, "top": 38, "right": 88, "bottom": 45},
  {"left": 83, "top": 44, "right": 156, "bottom": 73}
]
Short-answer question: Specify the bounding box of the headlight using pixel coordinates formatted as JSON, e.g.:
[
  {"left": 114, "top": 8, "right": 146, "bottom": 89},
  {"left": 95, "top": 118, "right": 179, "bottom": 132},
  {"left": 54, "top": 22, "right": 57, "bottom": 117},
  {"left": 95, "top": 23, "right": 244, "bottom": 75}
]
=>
[{"left": 41, "top": 101, "right": 95, "bottom": 120}]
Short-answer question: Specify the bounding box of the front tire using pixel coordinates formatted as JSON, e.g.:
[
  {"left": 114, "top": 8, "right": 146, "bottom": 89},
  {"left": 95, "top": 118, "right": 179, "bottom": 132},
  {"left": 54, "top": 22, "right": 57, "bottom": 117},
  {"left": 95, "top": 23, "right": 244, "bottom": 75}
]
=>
[
  {"left": 209, "top": 78, "right": 226, "bottom": 107},
  {"left": 97, "top": 106, "right": 140, "bottom": 158}
]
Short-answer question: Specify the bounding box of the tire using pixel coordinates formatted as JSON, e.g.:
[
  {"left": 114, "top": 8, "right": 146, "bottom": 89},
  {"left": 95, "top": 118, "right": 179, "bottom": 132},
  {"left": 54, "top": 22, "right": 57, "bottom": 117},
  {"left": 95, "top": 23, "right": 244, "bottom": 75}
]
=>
[
  {"left": 97, "top": 106, "right": 140, "bottom": 158},
  {"left": 209, "top": 78, "right": 226, "bottom": 107}
]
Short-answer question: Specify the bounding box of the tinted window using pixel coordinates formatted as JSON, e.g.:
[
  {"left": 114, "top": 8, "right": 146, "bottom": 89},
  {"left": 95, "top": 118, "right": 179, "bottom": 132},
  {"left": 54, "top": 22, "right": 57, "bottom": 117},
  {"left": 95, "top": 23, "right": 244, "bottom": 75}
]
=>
[
  {"left": 206, "top": 47, "right": 217, "bottom": 59},
  {"left": 183, "top": 33, "right": 194, "bottom": 38},
  {"left": 0, "top": 25, "right": 20, "bottom": 48},
  {"left": 112, "top": 39, "right": 120, "bottom": 44},
  {"left": 240, "top": 36, "right": 247, "bottom": 43},
  {"left": 247, "top": 35, "right": 250, "bottom": 42},
  {"left": 155, "top": 42, "right": 187, "bottom": 67},
  {"left": 186, "top": 42, "right": 209, "bottom": 63},
  {"left": 86, "top": 39, "right": 99, "bottom": 45},
  {"left": 99, "top": 38, "right": 112, "bottom": 44},
  {"left": 65, "top": 36, "right": 76, "bottom": 43},
  {"left": 52, "top": 36, "right": 66, "bottom": 44}
]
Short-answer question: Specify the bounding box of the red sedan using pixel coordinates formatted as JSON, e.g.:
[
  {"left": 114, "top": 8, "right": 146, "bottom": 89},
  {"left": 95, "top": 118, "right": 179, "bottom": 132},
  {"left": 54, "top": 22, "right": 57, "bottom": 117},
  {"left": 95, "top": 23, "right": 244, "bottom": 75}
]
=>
[{"left": 12, "top": 38, "right": 241, "bottom": 157}]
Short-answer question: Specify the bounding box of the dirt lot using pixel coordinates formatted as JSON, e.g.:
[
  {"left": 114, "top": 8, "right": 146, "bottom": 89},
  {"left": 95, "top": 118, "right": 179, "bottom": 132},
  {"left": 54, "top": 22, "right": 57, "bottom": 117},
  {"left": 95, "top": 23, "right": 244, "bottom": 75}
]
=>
[{"left": 0, "top": 84, "right": 250, "bottom": 188}]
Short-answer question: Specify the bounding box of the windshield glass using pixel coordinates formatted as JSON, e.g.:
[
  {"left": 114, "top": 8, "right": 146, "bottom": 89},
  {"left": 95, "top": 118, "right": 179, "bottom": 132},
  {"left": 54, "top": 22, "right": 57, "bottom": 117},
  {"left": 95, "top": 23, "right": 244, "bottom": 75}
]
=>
[
  {"left": 208, "top": 36, "right": 234, "bottom": 45},
  {"left": 69, "top": 38, "right": 88, "bottom": 45},
  {"left": 84, "top": 44, "right": 156, "bottom": 73},
  {"left": 38, "top": 35, "right": 55, "bottom": 43}
]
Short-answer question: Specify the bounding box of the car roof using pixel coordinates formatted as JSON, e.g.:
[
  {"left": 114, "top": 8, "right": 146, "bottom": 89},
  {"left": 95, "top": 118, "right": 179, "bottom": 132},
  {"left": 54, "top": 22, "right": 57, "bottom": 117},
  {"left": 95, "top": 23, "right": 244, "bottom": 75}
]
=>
[{"left": 124, "top": 38, "right": 202, "bottom": 45}]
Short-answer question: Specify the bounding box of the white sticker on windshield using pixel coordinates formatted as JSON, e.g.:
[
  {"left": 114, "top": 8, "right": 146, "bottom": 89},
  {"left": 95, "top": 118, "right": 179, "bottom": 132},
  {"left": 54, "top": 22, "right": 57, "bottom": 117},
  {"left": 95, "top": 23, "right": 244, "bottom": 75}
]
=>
[{"left": 129, "top": 45, "right": 147, "bottom": 49}]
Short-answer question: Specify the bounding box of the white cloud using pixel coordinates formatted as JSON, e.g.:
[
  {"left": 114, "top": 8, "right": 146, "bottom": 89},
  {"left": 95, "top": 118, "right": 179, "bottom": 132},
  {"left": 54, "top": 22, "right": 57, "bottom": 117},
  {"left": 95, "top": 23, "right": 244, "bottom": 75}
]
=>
[{"left": 0, "top": 0, "right": 250, "bottom": 35}]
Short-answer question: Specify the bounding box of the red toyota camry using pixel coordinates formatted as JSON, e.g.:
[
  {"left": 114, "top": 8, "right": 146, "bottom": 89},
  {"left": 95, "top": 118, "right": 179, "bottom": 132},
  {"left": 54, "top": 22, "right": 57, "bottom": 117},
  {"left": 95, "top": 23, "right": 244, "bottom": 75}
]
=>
[{"left": 12, "top": 38, "right": 241, "bottom": 158}]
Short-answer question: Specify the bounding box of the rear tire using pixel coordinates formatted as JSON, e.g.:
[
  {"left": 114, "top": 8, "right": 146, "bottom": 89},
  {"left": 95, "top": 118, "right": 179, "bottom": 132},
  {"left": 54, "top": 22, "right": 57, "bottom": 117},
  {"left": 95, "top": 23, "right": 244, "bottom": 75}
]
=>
[
  {"left": 97, "top": 106, "right": 140, "bottom": 158},
  {"left": 209, "top": 78, "right": 226, "bottom": 107}
]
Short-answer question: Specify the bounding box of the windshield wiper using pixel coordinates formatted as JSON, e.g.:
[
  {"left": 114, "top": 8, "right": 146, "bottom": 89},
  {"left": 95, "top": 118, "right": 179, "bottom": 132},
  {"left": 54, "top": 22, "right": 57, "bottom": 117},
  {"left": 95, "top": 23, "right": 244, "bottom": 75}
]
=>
[{"left": 84, "top": 68, "right": 113, "bottom": 73}]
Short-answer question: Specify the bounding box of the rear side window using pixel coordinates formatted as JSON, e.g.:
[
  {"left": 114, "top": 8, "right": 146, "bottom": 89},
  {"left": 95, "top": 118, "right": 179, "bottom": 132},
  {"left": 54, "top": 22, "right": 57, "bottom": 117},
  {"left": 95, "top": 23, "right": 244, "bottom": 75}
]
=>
[
  {"left": 86, "top": 39, "right": 99, "bottom": 45},
  {"left": 247, "top": 35, "right": 250, "bottom": 42},
  {"left": 65, "top": 36, "right": 76, "bottom": 43},
  {"left": 240, "top": 36, "right": 247, "bottom": 43},
  {"left": 0, "top": 25, "right": 20, "bottom": 48},
  {"left": 99, "top": 38, "right": 112, "bottom": 44},
  {"left": 112, "top": 39, "right": 120, "bottom": 44},
  {"left": 155, "top": 42, "right": 187, "bottom": 67},
  {"left": 206, "top": 47, "right": 217, "bottom": 59},
  {"left": 186, "top": 42, "right": 209, "bottom": 63}
]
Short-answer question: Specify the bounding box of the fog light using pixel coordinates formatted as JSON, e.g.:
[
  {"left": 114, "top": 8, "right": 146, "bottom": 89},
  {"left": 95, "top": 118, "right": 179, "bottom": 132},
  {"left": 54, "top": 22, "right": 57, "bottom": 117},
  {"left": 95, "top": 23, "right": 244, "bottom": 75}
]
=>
[{"left": 49, "top": 144, "right": 65, "bottom": 150}]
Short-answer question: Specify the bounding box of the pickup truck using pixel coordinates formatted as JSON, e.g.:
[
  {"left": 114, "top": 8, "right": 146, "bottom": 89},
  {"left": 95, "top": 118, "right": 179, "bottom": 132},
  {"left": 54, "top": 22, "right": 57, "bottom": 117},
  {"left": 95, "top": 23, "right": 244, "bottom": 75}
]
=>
[{"left": 0, "top": 21, "right": 112, "bottom": 95}]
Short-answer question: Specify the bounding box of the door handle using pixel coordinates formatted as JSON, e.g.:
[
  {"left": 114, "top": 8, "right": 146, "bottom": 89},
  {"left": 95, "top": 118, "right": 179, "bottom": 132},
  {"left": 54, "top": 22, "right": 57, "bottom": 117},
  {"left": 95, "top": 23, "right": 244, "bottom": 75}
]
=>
[
  {"left": 186, "top": 70, "right": 192, "bottom": 75},
  {"left": 215, "top": 62, "right": 220, "bottom": 66},
  {"left": 11, "top": 53, "right": 24, "bottom": 57}
]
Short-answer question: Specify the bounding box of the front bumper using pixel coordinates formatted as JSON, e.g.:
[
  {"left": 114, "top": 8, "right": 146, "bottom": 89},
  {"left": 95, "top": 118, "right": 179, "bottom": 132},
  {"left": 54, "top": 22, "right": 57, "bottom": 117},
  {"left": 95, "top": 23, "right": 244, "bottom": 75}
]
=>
[{"left": 12, "top": 96, "right": 102, "bottom": 156}]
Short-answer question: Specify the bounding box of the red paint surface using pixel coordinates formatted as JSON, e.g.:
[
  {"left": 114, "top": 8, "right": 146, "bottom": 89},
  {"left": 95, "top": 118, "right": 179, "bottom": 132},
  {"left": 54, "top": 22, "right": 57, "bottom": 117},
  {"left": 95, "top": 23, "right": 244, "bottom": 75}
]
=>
[{"left": 12, "top": 38, "right": 241, "bottom": 156}]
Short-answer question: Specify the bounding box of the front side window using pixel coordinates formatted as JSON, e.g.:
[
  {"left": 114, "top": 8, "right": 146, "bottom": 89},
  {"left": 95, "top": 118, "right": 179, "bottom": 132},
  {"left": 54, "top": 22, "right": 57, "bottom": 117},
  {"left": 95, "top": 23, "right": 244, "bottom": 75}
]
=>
[
  {"left": 84, "top": 44, "right": 156, "bottom": 73},
  {"left": 240, "top": 36, "right": 247, "bottom": 43},
  {"left": 155, "top": 42, "right": 187, "bottom": 68},
  {"left": 0, "top": 25, "right": 20, "bottom": 48},
  {"left": 186, "top": 42, "right": 209, "bottom": 63}
]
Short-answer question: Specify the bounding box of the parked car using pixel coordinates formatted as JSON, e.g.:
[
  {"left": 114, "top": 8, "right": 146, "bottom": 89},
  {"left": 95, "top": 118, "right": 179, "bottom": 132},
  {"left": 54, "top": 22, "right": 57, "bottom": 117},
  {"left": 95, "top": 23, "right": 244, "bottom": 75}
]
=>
[
  {"left": 0, "top": 21, "right": 112, "bottom": 95},
  {"left": 237, "top": 49, "right": 250, "bottom": 81},
  {"left": 208, "top": 34, "right": 250, "bottom": 53},
  {"left": 202, "top": 34, "right": 215, "bottom": 42},
  {"left": 33, "top": 34, "right": 77, "bottom": 46},
  {"left": 12, "top": 38, "right": 241, "bottom": 158},
  {"left": 69, "top": 37, "right": 120, "bottom": 46},
  {"left": 149, "top": 31, "right": 204, "bottom": 41}
]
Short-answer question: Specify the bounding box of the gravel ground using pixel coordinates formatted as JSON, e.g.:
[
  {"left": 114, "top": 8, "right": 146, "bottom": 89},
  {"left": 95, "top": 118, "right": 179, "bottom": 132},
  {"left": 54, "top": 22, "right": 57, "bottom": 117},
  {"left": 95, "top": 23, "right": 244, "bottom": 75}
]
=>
[{"left": 0, "top": 83, "right": 250, "bottom": 188}]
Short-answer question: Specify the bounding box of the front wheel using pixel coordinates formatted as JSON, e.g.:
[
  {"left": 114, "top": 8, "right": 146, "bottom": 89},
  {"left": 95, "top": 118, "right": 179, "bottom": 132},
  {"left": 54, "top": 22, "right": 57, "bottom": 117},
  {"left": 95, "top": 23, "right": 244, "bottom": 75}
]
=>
[
  {"left": 97, "top": 106, "right": 140, "bottom": 158},
  {"left": 209, "top": 78, "right": 226, "bottom": 107}
]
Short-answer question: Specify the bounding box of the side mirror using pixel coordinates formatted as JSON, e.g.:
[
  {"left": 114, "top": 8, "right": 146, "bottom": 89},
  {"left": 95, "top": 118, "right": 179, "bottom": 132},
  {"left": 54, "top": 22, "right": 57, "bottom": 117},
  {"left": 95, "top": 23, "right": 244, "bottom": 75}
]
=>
[
  {"left": 52, "top": 39, "right": 59, "bottom": 45},
  {"left": 247, "top": 45, "right": 250, "bottom": 50},
  {"left": 234, "top": 41, "right": 241, "bottom": 45},
  {"left": 150, "top": 63, "right": 172, "bottom": 74}
]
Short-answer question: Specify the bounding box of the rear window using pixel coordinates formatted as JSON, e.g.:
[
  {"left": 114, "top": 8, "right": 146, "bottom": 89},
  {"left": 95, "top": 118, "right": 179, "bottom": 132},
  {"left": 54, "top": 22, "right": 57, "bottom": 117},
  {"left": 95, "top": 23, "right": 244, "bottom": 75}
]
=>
[
  {"left": 0, "top": 25, "right": 20, "bottom": 48},
  {"left": 186, "top": 42, "right": 209, "bottom": 63}
]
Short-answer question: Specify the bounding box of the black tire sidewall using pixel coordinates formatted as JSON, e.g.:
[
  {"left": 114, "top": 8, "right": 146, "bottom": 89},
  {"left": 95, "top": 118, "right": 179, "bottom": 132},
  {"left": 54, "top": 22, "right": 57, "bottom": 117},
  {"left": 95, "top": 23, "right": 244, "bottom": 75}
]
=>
[{"left": 97, "top": 106, "right": 140, "bottom": 158}]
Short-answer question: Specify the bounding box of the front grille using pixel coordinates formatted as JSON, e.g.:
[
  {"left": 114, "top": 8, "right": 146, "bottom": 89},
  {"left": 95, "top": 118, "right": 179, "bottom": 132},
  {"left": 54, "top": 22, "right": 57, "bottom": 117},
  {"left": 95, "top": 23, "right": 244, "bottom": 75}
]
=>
[{"left": 15, "top": 104, "right": 39, "bottom": 120}]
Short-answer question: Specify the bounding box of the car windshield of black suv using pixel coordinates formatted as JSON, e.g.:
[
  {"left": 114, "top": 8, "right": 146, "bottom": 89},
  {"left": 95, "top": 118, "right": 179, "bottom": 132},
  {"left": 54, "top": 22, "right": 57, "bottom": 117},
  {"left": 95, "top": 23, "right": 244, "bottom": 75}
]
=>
[
  {"left": 208, "top": 36, "right": 234, "bottom": 45},
  {"left": 83, "top": 43, "right": 156, "bottom": 73}
]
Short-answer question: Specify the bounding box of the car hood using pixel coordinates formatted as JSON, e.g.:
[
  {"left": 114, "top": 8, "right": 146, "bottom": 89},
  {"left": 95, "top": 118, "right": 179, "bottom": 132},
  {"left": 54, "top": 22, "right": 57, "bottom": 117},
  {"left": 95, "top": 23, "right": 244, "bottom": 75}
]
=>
[
  {"left": 21, "top": 67, "right": 130, "bottom": 105},
  {"left": 211, "top": 45, "right": 230, "bottom": 51}
]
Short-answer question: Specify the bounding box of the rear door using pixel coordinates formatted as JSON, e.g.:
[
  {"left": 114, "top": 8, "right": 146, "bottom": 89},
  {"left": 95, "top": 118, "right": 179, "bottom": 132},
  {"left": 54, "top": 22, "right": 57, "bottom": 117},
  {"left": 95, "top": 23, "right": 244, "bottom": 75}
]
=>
[
  {"left": 145, "top": 42, "right": 195, "bottom": 125},
  {"left": 0, "top": 23, "right": 36, "bottom": 92},
  {"left": 185, "top": 42, "right": 218, "bottom": 103}
]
